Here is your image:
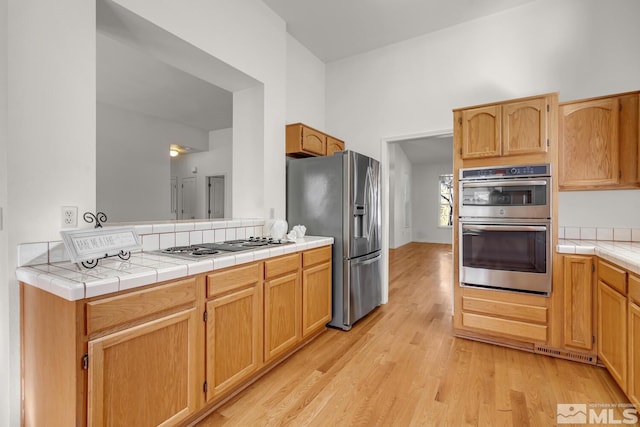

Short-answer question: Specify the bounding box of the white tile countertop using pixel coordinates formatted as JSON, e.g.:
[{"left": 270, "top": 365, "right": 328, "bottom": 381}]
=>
[
  {"left": 556, "top": 239, "right": 640, "bottom": 276},
  {"left": 16, "top": 236, "right": 334, "bottom": 301}
]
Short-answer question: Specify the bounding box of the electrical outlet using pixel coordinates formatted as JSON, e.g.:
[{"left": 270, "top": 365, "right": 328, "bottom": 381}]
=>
[{"left": 61, "top": 206, "right": 78, "bottom": 228}]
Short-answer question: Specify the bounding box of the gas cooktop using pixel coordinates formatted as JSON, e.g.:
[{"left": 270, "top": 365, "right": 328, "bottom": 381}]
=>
[{"left": 155, "top": 237, "right": 293, "bottom": 259}]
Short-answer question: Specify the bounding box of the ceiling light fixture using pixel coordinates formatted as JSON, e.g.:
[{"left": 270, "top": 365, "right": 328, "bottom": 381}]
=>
[{"left": 169, "top": 149, "right": 179, "bottom": 157}]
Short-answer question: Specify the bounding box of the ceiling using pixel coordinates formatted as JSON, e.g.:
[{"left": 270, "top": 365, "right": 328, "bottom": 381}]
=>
[
  {"left": 97, "top": 33, "right": 233, "bottom": 132},
  {"left": 263, "top": 0, "right": 535, "bottom": 62},
  {"left": 398, "top": 135, "right": 453, "bottom": 166},
  {"left": 96, "top": 1, "right": 534, "bottom": 149}
]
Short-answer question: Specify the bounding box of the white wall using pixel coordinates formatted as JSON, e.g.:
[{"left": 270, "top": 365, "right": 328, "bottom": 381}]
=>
[
  {"left": 171, "top": 128, "right": 233, "bottom": 219},
  {"left": 0, "top": 0, "right": 9, "bottom": 423},
  {"left": 5, "top": 1, "right": 288, "bottom": 424},
  {"left": 558, "top": 190, "right": 640, "bottom": 228},
  {"left": 326, "top": 0, "right": 640, "bottom": 226},
  {"left": 109, "top": 0, "right": 287, "bottom": 218},
  {"left": 285, "top": 34, "right": 326, "bottom": 129},
  {"left": 97, "top": 102, "right": 209, "bottom": 222},
  {"left": 7, "top": 1, "right": 96, "bottom": 425},
  {"left": 389, "top": 144, "right": 412, "bottom": 248},
  {"left": 412, "top": 162, "right": 453, "bottom": 244}
]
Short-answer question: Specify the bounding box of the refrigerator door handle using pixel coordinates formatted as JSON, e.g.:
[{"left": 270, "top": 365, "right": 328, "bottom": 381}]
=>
[
  {"left": 364, "top": 165, "right": 374, "bottom": 240},
  {"left": 358, "top": 253, "right": 382, "bottom": 265}
]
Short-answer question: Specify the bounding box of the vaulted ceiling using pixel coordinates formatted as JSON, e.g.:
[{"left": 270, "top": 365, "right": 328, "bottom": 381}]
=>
[{"left": 262, "top": 0, "right": 535, "bottom": 62}]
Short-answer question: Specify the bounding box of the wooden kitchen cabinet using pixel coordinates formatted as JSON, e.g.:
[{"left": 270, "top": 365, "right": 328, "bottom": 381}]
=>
[
  {"left": 21, "top": 245, "right": 334, "bottom": 426},
  {"left": 461, "top": 105, "right": 501, "bottom": 159},
  {"left": 597, "top": 260, "right": 628, "bottom": 392},
  {"left": 286, "top": 123, "right": 345, "bottom": 157},
  {"left": 264, "top": 254, "right": 302, "bottom": 362},
  {"left": 456, "top": 288, "right": 549, "bottom": 343},
  {"left": 563, "top": 255, "right": 595, "bottom": 351},
  {"left": 205, "top": 263, "right": 263, "bottom": 400},
  {"left": 302, "top": 246, "right": 332, "bottom": 337},
  {"left": 502, "top": 97, "right": 548, "bottom": 156},
  {"left": 326, "top": 135, "right": 345, "bottom": 156},
  {"left": 85, "top": 277, "right": 200, "bottom": 426},
  {"left": 628, "top": 275, "right": 640, "bottom": 407},
  {"left": 559, "top": 91, "right": 639, "bottom": 190},
  {"left": 88, "top": 308, "right": 199, "bottom": 426},
  {"left": 458, "top": 95, "right": 550, "bottom": 160}
]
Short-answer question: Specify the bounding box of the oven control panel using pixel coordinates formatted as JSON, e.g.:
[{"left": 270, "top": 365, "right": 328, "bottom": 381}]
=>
[{"left": 460, "top": 164, "right": 550, "bottom": 180}]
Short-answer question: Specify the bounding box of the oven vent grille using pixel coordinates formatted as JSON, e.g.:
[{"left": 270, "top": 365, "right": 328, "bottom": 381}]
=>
[{"left": 534, "top": 345, "right": 597, "bottom": 365}]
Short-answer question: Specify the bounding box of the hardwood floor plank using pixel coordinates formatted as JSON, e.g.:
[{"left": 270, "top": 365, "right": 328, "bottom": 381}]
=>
[{"left": 195, "top": 243, "right": 630, "bottom": 426}]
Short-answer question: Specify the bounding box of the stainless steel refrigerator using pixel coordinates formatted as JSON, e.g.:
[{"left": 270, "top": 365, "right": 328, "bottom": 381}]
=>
[{"left": 287, "top": 150, "right": 382, "bottom": 331}]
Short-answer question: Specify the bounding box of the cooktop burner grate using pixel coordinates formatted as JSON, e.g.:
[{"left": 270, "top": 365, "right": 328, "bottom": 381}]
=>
[{"left": 155, "top": 238, "right": 294, "bottom": 259}]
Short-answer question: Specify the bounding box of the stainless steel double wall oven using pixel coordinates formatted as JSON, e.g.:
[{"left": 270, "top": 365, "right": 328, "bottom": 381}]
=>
[{"left": 458, "top": 164, "right": 552, "bottom": 296}]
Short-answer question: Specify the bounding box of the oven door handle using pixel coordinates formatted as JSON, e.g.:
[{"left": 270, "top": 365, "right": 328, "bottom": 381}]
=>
[
  {"left": 461, "top": 180, "right": 547, "bottom": 188},
  {"left": 462, "top": 224, "right": 547, "bottom": 232}
]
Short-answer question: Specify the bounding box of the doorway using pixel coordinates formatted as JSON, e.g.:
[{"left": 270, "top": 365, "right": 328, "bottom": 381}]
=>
[
  {"left": 170, "top": 177, "right": 178, "bottom": 220},
  {"left": 207, "top": 175, "right": 225, "bottom": 219},
  {"left": 380, "top": 129, "right": 453, "bottom": 304},
  {"left": 181, "top": 176, "right": 197, "bottom": 220}
]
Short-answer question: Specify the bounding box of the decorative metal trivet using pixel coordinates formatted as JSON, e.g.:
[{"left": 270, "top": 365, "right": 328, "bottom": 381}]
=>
[{"left": 80, "top": 211, "right": 132, "bottom": 269}]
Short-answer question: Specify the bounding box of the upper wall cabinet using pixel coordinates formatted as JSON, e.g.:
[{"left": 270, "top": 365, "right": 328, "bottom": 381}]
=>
[
  {"left": 457, "top": 94, "right": 552, "bottom": 160},
  {"left": 286, "top": 123, "right": 345, "bottom": 158},
  {"left": 559, "top": 91, "right": 639, "bottom": 190}
]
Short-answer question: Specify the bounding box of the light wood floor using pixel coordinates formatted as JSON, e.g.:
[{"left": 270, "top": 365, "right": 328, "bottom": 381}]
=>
[{"left": 196, "top": 243, "right": 630, "bottom": 426}]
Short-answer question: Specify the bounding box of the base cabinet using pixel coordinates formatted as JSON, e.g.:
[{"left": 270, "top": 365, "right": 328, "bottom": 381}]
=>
[
  {"left": 21, "top": 245, "right": 332, "bottom": 426},
  {"left": 628, "top": 275, "right": 640, "bottom": 407},
  {"left": 598, "top": 281, "right": 628, "bottom": 391},
  {"left": 88, "top": 309, "right": 199, "bottom": 427},
  {"left": 264, "top": 254, "right": 302, "bottom": 362},
  {"left": 597, "top": 260, "right": 628, "bottom": 392},
  {"left": 264, "top": 272, "right": 302, "bottom": 362},
  {"left": 302, "top": 246, "right": 332, "bottom": 337},
  {"left": 205, "top": 263, "right": 263, "bottom": 400},
  {"left": 455, "top": 289, "right": 549, "bottom": 343},
  {"left": 563, "top": 255, "right": 595, "bottom": 351}
]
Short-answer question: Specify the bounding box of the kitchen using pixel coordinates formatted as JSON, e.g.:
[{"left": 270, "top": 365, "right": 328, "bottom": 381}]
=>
[{"left": 2, "top": 0, "right": 640, "bottom": 426}]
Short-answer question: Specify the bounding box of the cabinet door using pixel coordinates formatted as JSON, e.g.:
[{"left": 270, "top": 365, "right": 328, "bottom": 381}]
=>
[
  {"left": 619, "top": 94, "right": 639, "bottom": 186},
  {"left": 301, "top": 126, "right": 326, "bottom": 156},
  {"left": 559, "top": 97, "right": 619, "bottom": 188},
  {"left": 597, "top": 281, "right": 627, "bottom": 392},
  {"left": 326, "top": 136, "right": 345, "bottom": 156},
  {"left": 302, "top": 261, "right": 332, "bottom": 337},
  {"left": 205, "top": 282, "right": 262, "bottom": 401},
  {"left": 461, "top": 105, "right": 501, "bottom": 159},
  {"left": 563, "top": 256, "right": 594, "bottom": 350},
  {"left": 264, "top": 272, "right": 301, "bottom": 362},
  {"left": 502, "top": 97, "right": 547, "bottom": 156},
  {"left": 629, "top": 301, "right": 640, "bottom": 407},
  {"left": 88, "top": 308, "right": 199, "bottom": 427}
]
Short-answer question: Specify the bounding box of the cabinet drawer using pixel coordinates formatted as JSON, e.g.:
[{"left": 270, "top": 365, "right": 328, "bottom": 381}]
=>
[
  {"left": 462, "top": 312, "right": 547, "bottom": 342},
  {"left": 265, "top": 254, "right": 300, "bottom": 279},
  {"left": 462, "top": 296, "right": 547, "bottom": 324},
  {"left": 86, "top": 277, "right": 196, "bottom": 335},
  {"left": 598, "top": 260, "right": 627, "bottom": 295},
  {"left": 629, "top": 275, "right": 640, "bottom": 305},
  {"left": 303, "top": 246, "right": 332, "bottom": 268},
  {"left": 207, "top": 263, "right": 261, "bottom": 298}
]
